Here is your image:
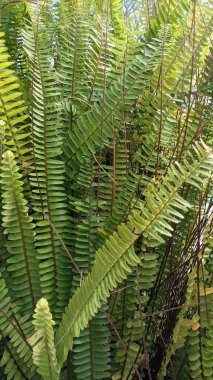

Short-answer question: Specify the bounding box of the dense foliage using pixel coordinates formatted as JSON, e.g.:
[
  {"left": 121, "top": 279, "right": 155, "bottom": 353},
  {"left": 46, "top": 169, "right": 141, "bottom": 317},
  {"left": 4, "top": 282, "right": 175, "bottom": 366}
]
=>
[{"left": 0, "top": 0, "right": 212, "bottom": 379}]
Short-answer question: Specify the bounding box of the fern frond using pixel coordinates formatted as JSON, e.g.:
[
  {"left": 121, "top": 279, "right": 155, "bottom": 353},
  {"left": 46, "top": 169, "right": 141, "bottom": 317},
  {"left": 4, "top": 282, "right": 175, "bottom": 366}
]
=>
[
  {"left": 29, "top": 298, "right": 60, "bottom": 380},
  {"left": 73, "top": 310, "right": 110, "bottom": 380},
  {"left": 188, "top": 322, "right": 203, "bottom": 380},
  {"left": 1, "top": 150, "right": 40, "bottom": 313},
  {"left": 58, "top": 4, "right": 90, "bottom": 130},
  {"left": 22, "top": 17, "right": 69, "bottom": 318},
  {"left": 202, "top": 305, "right": 213, "bottom": 379},
  {"left": 203, "top": 215, "right": 213, "bottom": 278},
  {"left": 199, "top": 221, "right": 213, "bottom": 379},
  {"left": 70, "top": 187, "right": 110, "bottom": 379},
  {"left": 150, "top": 0, "right": 191, "bottom": 37},
  {"left": 0, "top": 2, "right": 29, "bottom": 81},
  {"left": 0, "top": 32, "right": 31, "bottom": 163},
  {"left": 110, "top": 0, "right": 125, "bottom": 38}
]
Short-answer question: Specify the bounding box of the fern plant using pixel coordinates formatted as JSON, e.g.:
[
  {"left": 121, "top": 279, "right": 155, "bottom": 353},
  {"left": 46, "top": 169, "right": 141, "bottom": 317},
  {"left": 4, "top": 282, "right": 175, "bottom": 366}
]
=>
[{"left": 0, "top": 0, "right": 212, "bottom": 379}]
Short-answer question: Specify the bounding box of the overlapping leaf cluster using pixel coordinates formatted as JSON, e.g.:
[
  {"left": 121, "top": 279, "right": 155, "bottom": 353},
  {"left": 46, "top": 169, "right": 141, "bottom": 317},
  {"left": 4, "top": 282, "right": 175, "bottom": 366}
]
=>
[{"left": 0, "top": 0, "right": 212, "bottom": 379}]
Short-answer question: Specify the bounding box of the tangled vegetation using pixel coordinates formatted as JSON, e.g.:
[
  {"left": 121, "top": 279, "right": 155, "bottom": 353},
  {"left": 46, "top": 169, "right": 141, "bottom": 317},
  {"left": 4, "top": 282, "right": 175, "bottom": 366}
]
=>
[{"left": 0, "top": 0, "right": 212, "bottom": 379}]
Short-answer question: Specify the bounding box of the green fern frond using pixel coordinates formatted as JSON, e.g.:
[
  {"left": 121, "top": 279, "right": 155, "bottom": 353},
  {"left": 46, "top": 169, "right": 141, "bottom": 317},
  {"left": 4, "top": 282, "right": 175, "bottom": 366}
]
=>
[
  {"left": 202, "top": 213, "right": 213, "bottom": 277},
  {"left": 0, "top": 32, "right": 31, "bottom": 163},
  {"left": 58, "top": 8, "right": 90, "bottom": 130},
  {"left": 1, "top": 150, "right": 40, "bottom": 313},
  {"left": 0, "top": 2, "right": 29, "bottom": 82},
  {"left": 70, "top": 189, "right": 110, "bottom": 379},
  {"left": 73, "top": 310, "right": 110, "bottom": 380},
  {"left": 22, "top": 18, "right": 69, "bottom": 317},
  {"left": 188, "top": 320, "right": 203, "bottom": 380},
  {"left": 199, "top": 221, "right": 213, "bottom": 379},
  {"left": 150, "top": 0, "right": 191, "bottom": 37},
  {"left": 110, "top": 0, "right": 125, "bottom": 38},
  {"left": 29, "top": 298, "right": 60, "bottom": 380},
  {"left": 202, "top": 305, "right": 213, "bottom": 379}
]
